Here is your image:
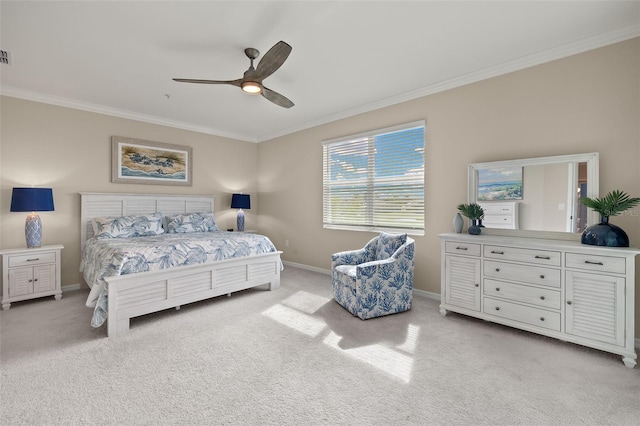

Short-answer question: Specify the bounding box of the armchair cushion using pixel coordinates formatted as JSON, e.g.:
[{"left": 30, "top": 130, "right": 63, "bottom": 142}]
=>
[{"left": 375, "top": 231, "right": 407, "bottom": 260}]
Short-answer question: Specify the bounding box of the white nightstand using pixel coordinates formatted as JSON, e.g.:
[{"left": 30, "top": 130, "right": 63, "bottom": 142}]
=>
[{"left": 1, "top": 244, "right": 63, "bottom": 310}]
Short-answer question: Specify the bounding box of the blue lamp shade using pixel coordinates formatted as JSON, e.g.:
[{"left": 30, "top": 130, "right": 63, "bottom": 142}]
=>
[
  {"left": 231, "top": 193, "right": 250, "bottom": 232},
  {"left": 10, "top": 188, "right": 55, "bottom": 248},
  {"left": 231, "top": 193, "right": 250, "bottom": 210}
]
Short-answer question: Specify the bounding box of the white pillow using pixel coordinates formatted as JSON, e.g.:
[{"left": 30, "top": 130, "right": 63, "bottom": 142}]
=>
[
  {"left": 165, "top": 212, "right": 218, "bottom": 234},
  {"left": 92, "top": 212, "right": 164, "bottom": 239}
]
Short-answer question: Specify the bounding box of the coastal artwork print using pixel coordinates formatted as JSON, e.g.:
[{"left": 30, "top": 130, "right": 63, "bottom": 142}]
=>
[
  {"left": 111, "top": 137, "right": 192, "bottom": 186},
  {"left": 477, "top": 166, "right": 523, "bottom": 201}
]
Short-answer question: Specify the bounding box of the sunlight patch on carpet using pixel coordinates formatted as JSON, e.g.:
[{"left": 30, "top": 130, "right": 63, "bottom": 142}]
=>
[{"left": 262, "top": 304, "right": 326, "bottom": 337}]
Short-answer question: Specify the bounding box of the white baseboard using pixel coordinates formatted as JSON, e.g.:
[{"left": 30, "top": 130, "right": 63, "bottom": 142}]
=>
[
  {"left": 282, "top": 261, "right": 331, "bottom": 275},
  {"left": 412, "top": 288, "right": 440, "bottom": 301},
  {"left": 62, "top": 283, "right": 82, "bottom": 292}
]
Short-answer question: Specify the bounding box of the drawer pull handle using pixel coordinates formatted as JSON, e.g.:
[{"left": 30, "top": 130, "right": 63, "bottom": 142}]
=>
[
  {"left": 567, "top": 301, "right": 572, "bottom": 305},
  {"left": 456, "top": 247, "right": 468, "bottom": 251},
  {"left": 540, "top": 296, "right": 545, "bottom": 300},
  {"left": 495, "top": 268, "right": 500, "bottom": 272},
  {"left": 28, "top": 279, "right": 33, "bottom": 282},
  {"left": 539, "top": 275, "right": 545, "bottom": 279},
  {"left": 540, "top": 317, "right": 545, "bottom": 322},
  {"left": 584, "top": 260, "right": 604, "bottom": 266},
  {"left": 474, "top": 283, "right": 479, "bottom": 287},
  {"left": 495, "top": 287, "right": 500, "bottom": 292},
  {"left": 491, "top": 250, "right": 504, "bottom": 255},
  {"left": 495, "top": 307, "right": 500, "bottom": 311},
  {"left": 26, "top": 258, "right": 40, "bottom": 262},
  {"left": 535, "top": 255, "right": 550, "bottom": 260}
]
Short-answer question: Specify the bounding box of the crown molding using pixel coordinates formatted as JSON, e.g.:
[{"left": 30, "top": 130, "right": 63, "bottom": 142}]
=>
[
  {"left": 2, "top": 25, "right": 637, "bottom": 144},
  {"left": 0, "top": 86, "right": 259, "bottom": 143},
  {"left": 256, "top": 25, "right": 640, "bottom": 142}
]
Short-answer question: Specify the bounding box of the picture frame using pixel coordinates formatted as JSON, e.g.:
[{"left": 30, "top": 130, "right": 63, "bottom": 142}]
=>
[
  {"left": 111, "top": 136, "right": 192, "bottom": 186},
  {"left": 477, "top": 166, "right": 523, "bottom": 201}
]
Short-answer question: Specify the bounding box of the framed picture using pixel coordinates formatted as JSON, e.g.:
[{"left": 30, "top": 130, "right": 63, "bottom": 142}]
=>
[
  {"left": 111, "top": 136, "right": 192, "bottom": 186},
  {"left": 477, "top": 166, "right": 523, "bottom": 201}
]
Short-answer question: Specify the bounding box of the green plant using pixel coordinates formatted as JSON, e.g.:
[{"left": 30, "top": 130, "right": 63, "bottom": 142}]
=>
[
  {"left": 580, "top": 190, "right": 640, "bottom": 217},
  {"left": 457, "top": 203, "right": 485, "bottom": 220}
]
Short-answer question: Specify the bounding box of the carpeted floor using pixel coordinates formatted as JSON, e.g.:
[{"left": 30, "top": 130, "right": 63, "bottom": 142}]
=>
[{"left": 1, "top": 266, "right": 639, "bottom": 425}]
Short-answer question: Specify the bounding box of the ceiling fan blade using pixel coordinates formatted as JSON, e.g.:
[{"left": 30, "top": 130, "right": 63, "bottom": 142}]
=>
[
  {"left": 173, "top": 78, "right": 242, "bottom": 87},
  {"left": 253, "top": 41, "right": 292, "bottom": 81},
  {"left": 262, "top": 86, "right": 294, "bottom": 108}
]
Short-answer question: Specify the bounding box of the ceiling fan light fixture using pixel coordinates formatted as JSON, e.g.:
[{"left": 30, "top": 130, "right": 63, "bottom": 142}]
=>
[{"left": 241, "top": 81, "right": 262, "bottom": 94}]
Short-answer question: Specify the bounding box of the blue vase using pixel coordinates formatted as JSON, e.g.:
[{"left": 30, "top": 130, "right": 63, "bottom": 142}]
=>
[
  {"left": 581, "top": 216, "right": 629, "bottom": 247},
  {"left": 468, "top": 219, "right": 481, "bottom": 235}
]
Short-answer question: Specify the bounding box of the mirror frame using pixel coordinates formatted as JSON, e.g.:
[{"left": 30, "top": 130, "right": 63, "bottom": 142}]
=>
[{"left": 468, "top": 152, "right": 599, "bottom": 241}]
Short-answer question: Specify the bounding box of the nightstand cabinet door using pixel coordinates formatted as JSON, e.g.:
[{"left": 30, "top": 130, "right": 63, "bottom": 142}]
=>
[
  {"left": 33, "top": 264, "right": 57, "bottom": 293},
  {"left": 8, "top": 267, "right": 35, "bottom": 297}
]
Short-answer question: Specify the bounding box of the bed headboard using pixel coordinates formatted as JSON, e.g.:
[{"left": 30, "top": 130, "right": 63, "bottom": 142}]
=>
[{"left": 80, "top": 192, "right": 214, "bottom": 249}]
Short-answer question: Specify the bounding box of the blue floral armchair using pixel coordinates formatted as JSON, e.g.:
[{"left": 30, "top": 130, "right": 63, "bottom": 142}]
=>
[{"left": 331, "top": 232, "right": 415, "bottom": 320}]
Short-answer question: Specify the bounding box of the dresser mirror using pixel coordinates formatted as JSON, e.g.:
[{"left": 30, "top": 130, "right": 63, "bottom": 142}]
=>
[{"left": 468, "top": 152, "right": 599, "bottom": 240}]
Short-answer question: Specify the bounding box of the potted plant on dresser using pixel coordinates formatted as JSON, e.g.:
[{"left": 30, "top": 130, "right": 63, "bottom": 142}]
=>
[
  {"left": 457, "top": 203, "right": 485, "bottom": 235},
  {"left": 580, "top": 189, "right": 640, "bottom": 247}
]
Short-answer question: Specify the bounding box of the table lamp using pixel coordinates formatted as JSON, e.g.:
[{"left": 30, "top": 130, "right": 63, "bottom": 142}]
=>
[
  {"left": 10, "top": 187, "right": 55, "bottom": 248},
  {"left": 231, "top": 193, "right": 250, "bottom": 232}
]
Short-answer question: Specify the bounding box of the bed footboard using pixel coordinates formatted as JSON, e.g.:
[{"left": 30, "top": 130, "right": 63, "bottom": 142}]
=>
[{"left": 106, "top": 252, "right": 282, "bottom": 337}]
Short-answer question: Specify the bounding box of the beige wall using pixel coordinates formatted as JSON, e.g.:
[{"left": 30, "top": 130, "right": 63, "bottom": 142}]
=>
[
  {"left": 258, "top": 39, "right": 640, "bottom": 334},
  {"left": 0, "top": 97, "right": 259, "bottom": 286}
]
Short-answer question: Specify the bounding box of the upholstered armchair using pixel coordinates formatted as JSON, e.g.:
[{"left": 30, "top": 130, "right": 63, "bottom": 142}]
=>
[{"left": 331, "top": 232, "right": 415, "bottom": 320}]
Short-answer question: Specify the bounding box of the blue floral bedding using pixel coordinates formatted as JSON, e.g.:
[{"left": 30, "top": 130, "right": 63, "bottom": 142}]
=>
[{"left": 81, "top": 231, "right": 280, "bottom": 327}]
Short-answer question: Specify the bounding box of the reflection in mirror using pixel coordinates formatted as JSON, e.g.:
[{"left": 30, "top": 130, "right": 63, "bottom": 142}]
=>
[{"left": 468, "top": 153, "right": 599, "bottom": 236}]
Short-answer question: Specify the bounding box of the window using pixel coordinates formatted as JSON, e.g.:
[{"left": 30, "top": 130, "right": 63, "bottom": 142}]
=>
[{"left": 322, "top": 121, "right": 425, "bottom": 235}]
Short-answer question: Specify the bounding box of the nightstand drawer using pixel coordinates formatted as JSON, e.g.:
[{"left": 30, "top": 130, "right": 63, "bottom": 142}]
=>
[{"left": 8, "top": 252, "right": 56, "bottom": 268}]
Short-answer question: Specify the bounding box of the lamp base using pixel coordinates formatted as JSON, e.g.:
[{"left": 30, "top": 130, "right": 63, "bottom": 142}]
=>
[
  {"left": 237, "top": 209, "right": 245, "bottom": 232},
  {"left": 25, "top": 212, "right": 42, "bottom": 248}
]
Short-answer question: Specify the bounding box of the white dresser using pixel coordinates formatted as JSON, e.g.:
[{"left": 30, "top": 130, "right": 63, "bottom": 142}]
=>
[{"left": 439, "top": 233, "right": 640, "bottom": 367}]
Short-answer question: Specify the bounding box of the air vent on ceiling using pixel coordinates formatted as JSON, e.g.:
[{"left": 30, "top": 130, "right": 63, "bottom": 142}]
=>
[{"left": 1, "top": 50, "right": 12, "bottom": 65}]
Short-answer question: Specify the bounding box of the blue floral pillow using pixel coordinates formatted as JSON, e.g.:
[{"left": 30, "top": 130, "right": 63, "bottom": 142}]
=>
[
  {"left": 92, "top": 212, "right": 164, "bottom": 239},
  {"left": 375, "top": 231, "right": 407, "bottom": 260},
  {"left": 165, "top": 212, "right": 218, "bottom": 233}
]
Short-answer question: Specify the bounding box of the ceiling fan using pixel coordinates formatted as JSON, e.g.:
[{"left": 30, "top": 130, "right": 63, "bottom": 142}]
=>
[{"left": 173, "top": 40, "right": 294, "bottom": 108}]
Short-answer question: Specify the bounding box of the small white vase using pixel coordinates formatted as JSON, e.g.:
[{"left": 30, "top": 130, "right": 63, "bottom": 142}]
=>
[{"left": 453, "top": 213, "right": 464, "bottom": 233}]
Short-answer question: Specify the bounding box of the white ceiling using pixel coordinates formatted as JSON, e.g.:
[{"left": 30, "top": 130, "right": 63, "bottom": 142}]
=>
[{"left": 1, "top": 1, "right": 639, "bottom": 143}]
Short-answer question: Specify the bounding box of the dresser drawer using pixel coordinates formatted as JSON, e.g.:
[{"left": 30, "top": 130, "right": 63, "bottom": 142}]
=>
[
  {"left": 484, "top": 260, "right": 560, "bottom": 288},
  {"left": 484, "top": 279, "right": 561, "bottom": 309},
  {"left": 482, "top": 215, "right": 513, "bottom": 227},
  {"left": 565, "top": 253, "right": 625, "bottom": 274},
  {"left": 8, "top": 252, "right": 57, "bottom": 268},
  {"left": 483, "top": 297, "right": 560, "bottom": 331},
  {"left": 484, "top": 245, "right": 561, "bottom": 266},
  {"left": 445, "top": 241, "right": 481, "bottom": 257}
]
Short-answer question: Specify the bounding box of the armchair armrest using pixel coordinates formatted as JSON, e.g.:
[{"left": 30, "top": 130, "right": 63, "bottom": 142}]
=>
[{"left": 331, "top": 237, "right": 378, "bottom": 268}]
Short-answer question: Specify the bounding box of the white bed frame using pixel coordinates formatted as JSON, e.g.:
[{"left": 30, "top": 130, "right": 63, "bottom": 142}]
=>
[{"left": 80, "top": 192, "right": 282, "bottom": 337}]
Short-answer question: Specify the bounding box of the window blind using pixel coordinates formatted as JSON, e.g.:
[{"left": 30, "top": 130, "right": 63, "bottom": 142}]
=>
[{"left": 322, "top": 121, "right": 425, "bottom": 235}]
